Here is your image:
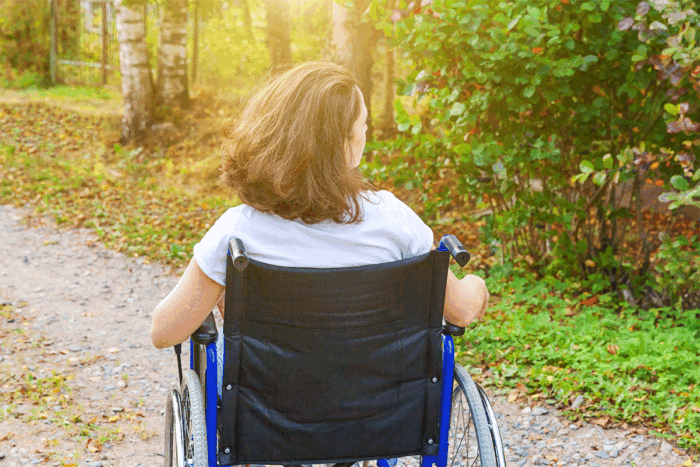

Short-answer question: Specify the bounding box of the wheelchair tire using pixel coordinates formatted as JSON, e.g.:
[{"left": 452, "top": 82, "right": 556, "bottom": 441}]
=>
[
  {"left": 181, "top": 369, "right": 209, "bottom": 467},
  {"left": 164, "top": 390, "right": 186, "bottom": 467},
  {"left": 475, "top": 382, "right": 507, "bottom": 467},
  {"left": 449, "top": 363, "right": 497, "bottom": 467}
]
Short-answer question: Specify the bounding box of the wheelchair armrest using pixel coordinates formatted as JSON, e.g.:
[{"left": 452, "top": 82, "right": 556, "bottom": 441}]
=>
[
  {"left": 442, "top": 320, "right": 465, "bottom": 337},
  {"left": 191, "top": 312, "right": 218, "bottom": 346}
]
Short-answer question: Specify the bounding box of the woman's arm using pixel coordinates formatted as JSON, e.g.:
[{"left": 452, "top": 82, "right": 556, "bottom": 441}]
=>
[{"left": 151, "top": 257, "right": 225, "bottom": 349}]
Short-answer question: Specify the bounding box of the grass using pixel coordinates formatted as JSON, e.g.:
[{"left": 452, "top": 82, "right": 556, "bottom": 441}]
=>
[
  {"left": 459, "top": 273, "right": 700, "bottom": 450},
  {"left": 4, "top": 84, "right": 120, "bottom": 101},
  {"left": 0, "top": 84, "right": 123, "bottom": 116}
]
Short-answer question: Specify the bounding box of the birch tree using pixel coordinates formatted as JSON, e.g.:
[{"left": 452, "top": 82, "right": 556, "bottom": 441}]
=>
[
  {"left": 156, "top": 0, "right": 189, "bottom": 109},
  {"left": 264, "top": 0, "right": 292, "bottom": 68},
  {"left": 115, "top": 0, "right": 154, "bottom": 142}
]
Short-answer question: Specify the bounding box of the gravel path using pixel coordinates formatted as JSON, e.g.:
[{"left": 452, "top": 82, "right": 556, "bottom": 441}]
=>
[{"left": 0, "top": 204, "right": 694, "bottom": 467}]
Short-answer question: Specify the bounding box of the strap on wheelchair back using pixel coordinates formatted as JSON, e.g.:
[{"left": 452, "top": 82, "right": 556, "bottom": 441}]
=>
[{"left": 174, "top": 343, "right": 183, "bottom": 385}]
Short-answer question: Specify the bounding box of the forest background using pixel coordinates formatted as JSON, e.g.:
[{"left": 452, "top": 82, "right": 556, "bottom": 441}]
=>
[{"left": 1, "top": 0, "right": 700, "bottom": 455}]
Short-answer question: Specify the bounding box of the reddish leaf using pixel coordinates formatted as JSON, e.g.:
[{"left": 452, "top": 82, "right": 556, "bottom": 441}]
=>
[
  {"left": 636, "top": 1, "right": 650, "bottom": 15},
  {"left": 668, "top": 120, "right": 683, "bottom": 134},
  {"left": 635, "top": 60, "right": 648, "bottom": 71},
  {"left": 618, "top": 17, "right": 635, "bottom": 31},
  {"left": 532, "top": 47, "right": 543, "bottom": 54},
  {"left": 581, "top": 296, "right": 598, "bottom": 306}
]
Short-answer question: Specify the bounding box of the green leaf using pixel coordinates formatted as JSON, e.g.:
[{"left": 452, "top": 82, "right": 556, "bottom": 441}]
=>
[
  {"left": 670, "top": 175, "right": 689, "bottom": 191},
  {"left": 450, "top": 102, "right": 466, "bottom": 117},
  {"left": 602, "top": 154, "right": 613, "bottom": 169},
  {"left": 593, "top": 172, "right": 606, "bottom": 186},
  {"left": 397, "top": 122, "right": 411, "bottom": 132},
  {"left": 664, "top": 103, "right": 679, "bottom": 115},
  {"left": 507, "top": 15, "right": 521, "bottom": 31},
  {"left": 454, "top": 143, "right": 472, "bottom": 155},
  {"left": 580, "top": 161, "right": 594, "bottom": 173},
  {"left": 523, "top": 86, "right": 536, "bottom": 98}
]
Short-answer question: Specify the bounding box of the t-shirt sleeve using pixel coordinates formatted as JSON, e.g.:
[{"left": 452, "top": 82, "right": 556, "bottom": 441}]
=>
[
  {"left": 193, "top": 208, "right": 241, "bottom": 286},
  {"left": 380, "top": 191, "right": 434, "bottom": 258}
]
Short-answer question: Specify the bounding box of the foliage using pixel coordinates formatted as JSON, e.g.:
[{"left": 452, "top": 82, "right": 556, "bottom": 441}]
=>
[
  {"left": 457, "top": 277, "right": 700, "bottom": 450},
  {"left": 0, "top": 0, "right": 51, "bottom": 86},
  {"left": 652, "top": 235, "right": 700, "bottom": 309},
  {"left": 616, "top": 0, "right": 700, "bottom": 213},
  {"left": 374, "top": 0, "right": 700, "bottom": 307}
]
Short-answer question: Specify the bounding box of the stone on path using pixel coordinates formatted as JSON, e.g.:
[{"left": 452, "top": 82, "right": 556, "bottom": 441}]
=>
[{"left": 660, "top": 440, "right": 673, "bottom": 454}]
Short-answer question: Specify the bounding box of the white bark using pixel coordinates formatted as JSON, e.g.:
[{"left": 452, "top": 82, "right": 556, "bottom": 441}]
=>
[
  {"left": 331, "top": 2, "right": 352, "bottom": 65},
  {"left": 115, "top": 0, "right": 154, "bottom": 142},
  {"left": 157, "top": 0, "right": 189, "bottom": 108}
]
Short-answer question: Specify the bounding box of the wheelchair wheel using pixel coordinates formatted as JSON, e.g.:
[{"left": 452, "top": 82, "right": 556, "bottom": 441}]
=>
[
  {"left": 164, "top": 390, "right": 186, "bottom": 467},
  {"left": 181, "top": 369, "right": 209, "bottom": 467},
  {"left": 448, "top": 364, "right": 497, "bottom": 467}
]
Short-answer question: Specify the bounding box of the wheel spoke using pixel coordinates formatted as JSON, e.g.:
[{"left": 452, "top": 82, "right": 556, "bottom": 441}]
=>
[{"left": 449, "top": 379, "right": 483, "bottom": 467}]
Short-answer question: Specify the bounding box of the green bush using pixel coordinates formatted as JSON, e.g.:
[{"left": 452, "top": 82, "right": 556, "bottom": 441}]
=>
[
  {"left": 653, "top": 235, "right": 700, "bottom": 310},
  {"left": 374, "top": 0, "right": 699, "bottom": 305}
]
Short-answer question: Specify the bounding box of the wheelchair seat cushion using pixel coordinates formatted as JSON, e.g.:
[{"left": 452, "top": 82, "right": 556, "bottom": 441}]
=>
[{"left": 218, "top": 251, "right": 449, "bottom": 465}]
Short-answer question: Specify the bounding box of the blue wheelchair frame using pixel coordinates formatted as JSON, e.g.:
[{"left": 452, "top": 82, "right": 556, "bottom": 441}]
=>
[{"left": 188, "top": 236, "right": 463, "bottom": 467}]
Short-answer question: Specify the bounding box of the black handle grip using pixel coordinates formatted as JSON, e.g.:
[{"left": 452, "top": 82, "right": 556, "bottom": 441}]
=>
[
  {"left": 441, "top": 234, "right": 471, "bottom": 267},
  {"left": 228, "top": 237, "right": 249, "bottom": 271},
  {"left": 442, "top": 320, "right": 465, "bottom": 336},
  {"left": 191, "top": 312, "right": 218, "bottom": 346}
]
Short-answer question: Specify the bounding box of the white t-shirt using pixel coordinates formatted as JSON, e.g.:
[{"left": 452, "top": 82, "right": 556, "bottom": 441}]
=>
[{"left": 193, "top": 190, "right": 434, "bottom": 285}]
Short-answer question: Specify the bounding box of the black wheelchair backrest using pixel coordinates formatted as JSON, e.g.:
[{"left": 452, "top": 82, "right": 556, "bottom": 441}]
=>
[{"left": 218, "top": 244, "right": 450, "bottom": 465}]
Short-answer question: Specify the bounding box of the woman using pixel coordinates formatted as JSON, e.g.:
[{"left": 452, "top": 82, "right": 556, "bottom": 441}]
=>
[{"left": 150, "top": 61, "right": 488, "bottom": 350}]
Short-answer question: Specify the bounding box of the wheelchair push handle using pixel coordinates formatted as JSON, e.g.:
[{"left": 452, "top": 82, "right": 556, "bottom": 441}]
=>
[
  {"left": 438, "top": 234, "right": 470, "bottom": 267},
  {"left": 228, "top": 237, "right": 249, "bottom": 271},
  {"left": 439, "top": 234, "right": 469, "bottom": 336}
]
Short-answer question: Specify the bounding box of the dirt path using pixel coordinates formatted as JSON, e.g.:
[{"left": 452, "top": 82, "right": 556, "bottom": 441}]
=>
[
  {"left": 0, "top": 205, "right": 180, "bottom": 467},
  {"left": 0, "top": 204, "right": 695, "bottom": 467}
]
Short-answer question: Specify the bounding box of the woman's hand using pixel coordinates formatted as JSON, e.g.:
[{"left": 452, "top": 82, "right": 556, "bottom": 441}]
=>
[{"left": 443, "top": 271, "right": 489, "bottom": 327}]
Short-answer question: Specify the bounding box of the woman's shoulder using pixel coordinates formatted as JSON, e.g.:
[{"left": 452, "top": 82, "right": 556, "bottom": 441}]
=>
[{"left": 361, "top": 190, "right": 414, "bottom": 216}]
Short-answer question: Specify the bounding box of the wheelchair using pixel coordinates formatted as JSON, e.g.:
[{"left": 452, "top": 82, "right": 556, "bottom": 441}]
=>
[{"left": 164, "top": 235, "right": 506, "bottom": 467}]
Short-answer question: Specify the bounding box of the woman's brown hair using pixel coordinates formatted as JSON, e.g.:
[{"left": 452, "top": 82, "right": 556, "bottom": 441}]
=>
[{"left": 220, "top": 61, "right": 373, "bottom": 224}]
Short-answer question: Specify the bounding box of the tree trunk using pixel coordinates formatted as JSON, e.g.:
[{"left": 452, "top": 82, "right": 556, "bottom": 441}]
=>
[
  {"left": 192, "top": 2, "right": 199, "bottom": 85},
  {"left": 382, "top": 38, "right": 395, "bottom": 138},
  {"left": 57, "top": 0, "right": 80, "bottom": 59},
  {"left": 115, "top": 0, "right": 154, "bottom": 143},
  {"left": 330, "top": 0, "right": 377, "bottom": 143},
  {"left": 241, "top": 0, "right": 254, "bottom": 41},
  {"left": 156, "top": 0, "right": 189, "bottom": 109},
  {"left": 264, "top": 0, "right": 292, "bottom": 68}
]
